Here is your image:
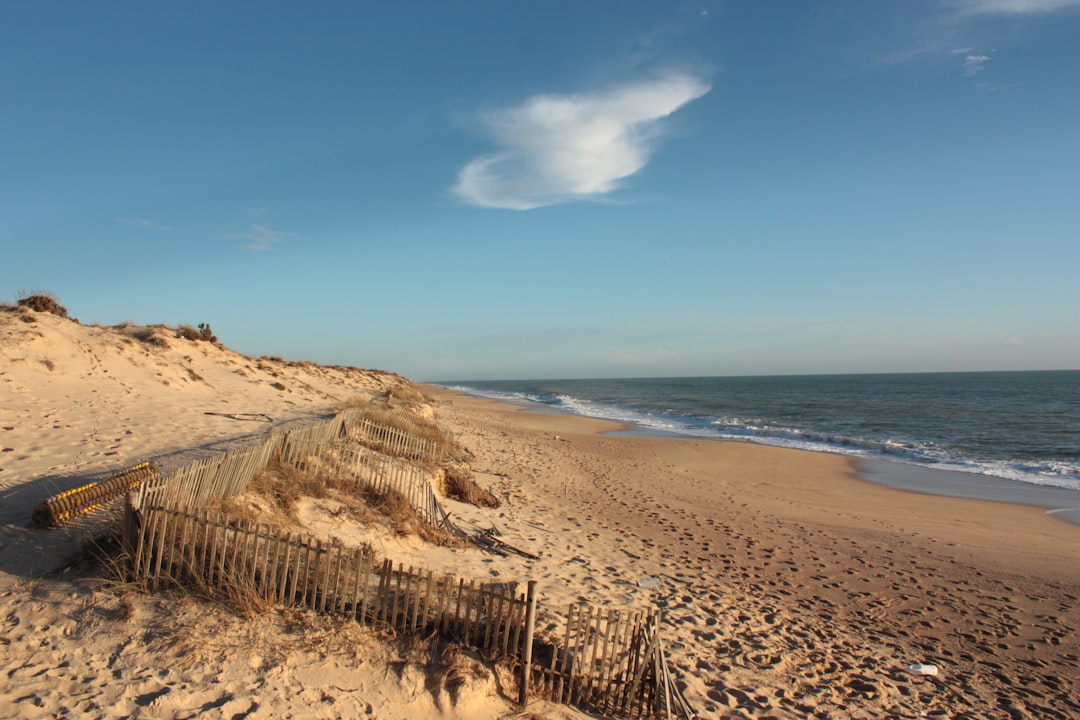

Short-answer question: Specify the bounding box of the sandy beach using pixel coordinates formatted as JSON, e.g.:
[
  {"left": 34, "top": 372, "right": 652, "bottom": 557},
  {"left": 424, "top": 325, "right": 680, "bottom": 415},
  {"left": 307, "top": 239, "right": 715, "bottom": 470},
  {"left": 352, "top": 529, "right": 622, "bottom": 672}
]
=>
[
  {"left": 423, "top": 388, "right": 1080, "bottom": 718},
  {"left": 2, "top": 305, "right": 1078, "bottom": 719}
]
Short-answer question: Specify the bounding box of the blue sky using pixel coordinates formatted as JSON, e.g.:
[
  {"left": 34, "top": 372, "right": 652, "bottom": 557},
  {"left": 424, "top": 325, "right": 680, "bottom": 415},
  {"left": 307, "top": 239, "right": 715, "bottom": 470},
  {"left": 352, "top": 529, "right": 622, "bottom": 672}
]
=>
[{"left": 2, "top": 1, "right": 1077, "bottom": 381}]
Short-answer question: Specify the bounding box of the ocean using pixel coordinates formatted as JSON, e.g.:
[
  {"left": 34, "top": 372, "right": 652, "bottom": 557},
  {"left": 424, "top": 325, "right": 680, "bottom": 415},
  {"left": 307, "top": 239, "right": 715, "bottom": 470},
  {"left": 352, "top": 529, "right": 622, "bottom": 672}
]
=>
[{"left": 440, "top": 371, "right": 1080, "bottom": 495}]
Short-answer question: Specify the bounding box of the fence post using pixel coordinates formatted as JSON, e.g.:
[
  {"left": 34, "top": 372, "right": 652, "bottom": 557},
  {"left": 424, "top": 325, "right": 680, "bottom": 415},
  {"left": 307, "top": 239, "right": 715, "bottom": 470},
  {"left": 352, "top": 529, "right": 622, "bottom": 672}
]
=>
[
  {"left": 122, "top": 497, "right": 142, "bottom": 582},
  {"left": 519, "top": 580, "right": 538, "bottom": 705}
]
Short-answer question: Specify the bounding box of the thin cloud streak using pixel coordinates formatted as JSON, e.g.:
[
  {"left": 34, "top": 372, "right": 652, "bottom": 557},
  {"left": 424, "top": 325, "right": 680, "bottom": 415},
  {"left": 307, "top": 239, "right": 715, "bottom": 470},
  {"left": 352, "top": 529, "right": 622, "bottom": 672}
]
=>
[
  {"left": 947, "top": 0, "right": 1080, "bottom": 13},
  {"left": 454, "top": 74, "right": 710, "bottom": 210},
  {"left": 225, "top": 224, "right": 288, "bottom": 251},
  {"left": 963, "top": 53, "right": 993, "bottom": 74}
]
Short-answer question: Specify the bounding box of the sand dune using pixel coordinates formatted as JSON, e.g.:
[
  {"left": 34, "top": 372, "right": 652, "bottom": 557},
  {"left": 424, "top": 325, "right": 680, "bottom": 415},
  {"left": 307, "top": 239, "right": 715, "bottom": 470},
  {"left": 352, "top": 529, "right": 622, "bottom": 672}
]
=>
[{"left": 2, "top": 303, "right": 1078, "bottom": 719}]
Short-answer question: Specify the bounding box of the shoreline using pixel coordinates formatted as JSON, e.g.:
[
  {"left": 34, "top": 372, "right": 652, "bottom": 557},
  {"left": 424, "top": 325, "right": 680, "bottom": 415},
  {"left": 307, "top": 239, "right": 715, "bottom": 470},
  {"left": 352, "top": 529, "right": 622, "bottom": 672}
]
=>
[
  {"left": 436, "top": 384, "right": 1080, "bottom": 528},
  {"left": 424, "top": 385, "right": 1080, "bottom": 717}
]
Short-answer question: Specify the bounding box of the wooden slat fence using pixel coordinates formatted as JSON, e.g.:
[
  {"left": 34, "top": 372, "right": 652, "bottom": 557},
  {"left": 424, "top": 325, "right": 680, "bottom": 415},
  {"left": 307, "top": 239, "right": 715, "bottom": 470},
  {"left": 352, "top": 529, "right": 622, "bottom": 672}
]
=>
[
  {"left": 124, "top": 502, "right": 694, "bottom": 719},
  {"left": 118, "top": 409, "right": 695, "bottom": 719},
  {"left": 128, "top": 410, "right": 460, "bottom": 538},
  {"left": 132, "top": 440, "right": 279, "bottom": 512},
  {"left": 278, "top": 415, "right": 348, "bottom": 461},
  {"left": 528, "top": 608, "right": 695, "bottom": 719},
  {"left": 127, "top": 505, "right": 533, "bottom": 660},
  {"left": 282, "top": 440, "right": 462, "bottom": 538},
  {"left": 348, "top": 416, "right": 439, "bottom": 464}
]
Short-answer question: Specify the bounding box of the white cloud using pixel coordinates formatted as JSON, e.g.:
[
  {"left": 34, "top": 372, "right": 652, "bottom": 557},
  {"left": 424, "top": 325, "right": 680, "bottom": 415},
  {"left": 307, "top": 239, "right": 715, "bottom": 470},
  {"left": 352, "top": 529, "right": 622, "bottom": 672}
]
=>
[
  {"left": 226, "top": 224, "right": 287, "bottom": 251},
  {"left": 453, "top": 75, "right": 710, "bottom": 210},
  {"left": 120, "top": 217, "right": 172, "bottom": 231},
  {"left": 947, "top": 0, "right": 1080, "bottom": 14},
  {"left": 963, "top": 53, "right": 993, "bottom": 74}
]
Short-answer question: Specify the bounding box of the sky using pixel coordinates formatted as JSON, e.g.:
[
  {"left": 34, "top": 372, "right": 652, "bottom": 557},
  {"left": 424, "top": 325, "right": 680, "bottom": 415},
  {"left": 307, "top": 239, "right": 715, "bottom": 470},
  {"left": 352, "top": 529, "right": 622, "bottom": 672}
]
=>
[{"left": 2, "top": 1, "right": 1077, "bottom": 381}]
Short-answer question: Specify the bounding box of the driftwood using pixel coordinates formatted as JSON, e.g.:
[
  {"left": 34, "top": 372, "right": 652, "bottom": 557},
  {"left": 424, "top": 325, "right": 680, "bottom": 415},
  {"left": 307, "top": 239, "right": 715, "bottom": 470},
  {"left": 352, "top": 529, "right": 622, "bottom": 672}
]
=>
[{"left": 471, "top": 527, "right": 540, "bottom": 560}]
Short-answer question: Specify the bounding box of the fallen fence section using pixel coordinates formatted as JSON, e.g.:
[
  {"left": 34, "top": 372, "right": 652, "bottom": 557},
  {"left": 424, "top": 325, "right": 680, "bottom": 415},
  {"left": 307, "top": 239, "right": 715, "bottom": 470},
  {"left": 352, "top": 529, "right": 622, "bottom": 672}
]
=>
[{"left": 32, "top": 461, "right": 161, "bottom": 528}]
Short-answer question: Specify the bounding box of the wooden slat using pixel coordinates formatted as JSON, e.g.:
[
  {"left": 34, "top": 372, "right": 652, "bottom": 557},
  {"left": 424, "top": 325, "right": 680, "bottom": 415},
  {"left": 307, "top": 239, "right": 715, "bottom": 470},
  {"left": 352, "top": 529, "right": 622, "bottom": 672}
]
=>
[
  {"left": 331, "top": 545, "right": 346, "bottom": 615},
  {"left": 282, "top": 533, "right": 297, "bottom": 604}
]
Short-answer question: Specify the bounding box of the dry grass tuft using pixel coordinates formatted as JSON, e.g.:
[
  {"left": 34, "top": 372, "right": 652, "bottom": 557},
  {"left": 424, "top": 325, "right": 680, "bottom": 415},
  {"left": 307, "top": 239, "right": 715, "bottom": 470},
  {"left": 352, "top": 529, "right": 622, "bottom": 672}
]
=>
[
  {"left": 119, "top": 323, "right": 173, "bottom": 348},
  {"left": 247, "top": 459, "right": 328, "bottom": 516},
  {"left": 17, "top": 291, "right": 69, "bottom": 318},
  {"left": 335, "top": 395, "right": 372, "bottom": 411},
  {"left": 441, "top": 465, "right": 500, "bottom": 508},
  {"left": 387, "top": 381, "right": 433, "bottom": 405},
  {"left": 198, "top": 564, "right": 277, "bottom": 619},
  {"left": 361, "top": 485, "right": 425, "bottom": 537}
]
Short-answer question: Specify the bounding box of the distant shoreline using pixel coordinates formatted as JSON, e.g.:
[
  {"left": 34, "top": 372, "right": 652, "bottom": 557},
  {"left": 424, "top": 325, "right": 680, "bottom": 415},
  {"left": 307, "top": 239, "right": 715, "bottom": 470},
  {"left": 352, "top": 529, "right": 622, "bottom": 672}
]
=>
[{"left": 438, "top": 383, "right": 1080, "bottom": 528}]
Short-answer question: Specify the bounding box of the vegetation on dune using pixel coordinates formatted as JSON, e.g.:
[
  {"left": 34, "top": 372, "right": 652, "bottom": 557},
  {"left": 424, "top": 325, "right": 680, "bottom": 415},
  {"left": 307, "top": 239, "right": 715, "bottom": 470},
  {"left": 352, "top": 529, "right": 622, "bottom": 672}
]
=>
[
  {"left": 441, "top": 464, "right": 500, "bottom": 508},
  {"left": 229, "top": 456, "right": 464, "bottom": 547},
  {"left": 115, "top": 322, "right": 173, "bottom": 348},
  {"left": 175, "top": 322, "right": 217, "bottom": 343},
  {"left": 12, "top": 290, "right": 69, "bottom": 319}
]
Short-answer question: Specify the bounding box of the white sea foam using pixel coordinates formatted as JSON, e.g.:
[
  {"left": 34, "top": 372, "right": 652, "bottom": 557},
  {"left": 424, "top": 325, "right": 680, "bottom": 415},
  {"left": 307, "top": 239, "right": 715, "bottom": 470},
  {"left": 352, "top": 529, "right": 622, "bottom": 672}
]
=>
[{"left": 442, "top": 375, "right": 1080, "bottom": 493}]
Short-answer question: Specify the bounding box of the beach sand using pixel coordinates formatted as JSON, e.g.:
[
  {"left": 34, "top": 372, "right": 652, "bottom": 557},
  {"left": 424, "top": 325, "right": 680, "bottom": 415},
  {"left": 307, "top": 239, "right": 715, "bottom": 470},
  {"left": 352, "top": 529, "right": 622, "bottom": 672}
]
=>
[
  {"left": 421, "top": 387, "right": 1080, "bottom": 719},
  {"left": 2, "top": 305, "right": 1078, "bottom": 719}
]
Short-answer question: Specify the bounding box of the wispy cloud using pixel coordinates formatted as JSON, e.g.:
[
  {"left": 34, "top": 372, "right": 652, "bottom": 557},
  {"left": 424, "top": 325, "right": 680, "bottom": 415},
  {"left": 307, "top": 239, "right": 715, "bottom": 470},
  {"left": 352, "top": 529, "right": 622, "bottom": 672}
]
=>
[
  {"left": 225, "top": 224, "right": 288, "bottom": 251},
  {"left": 453, "top": 74, "right": 710, "bottom": 210},
  {"left": 947, "top": 0, "right": 1080, "bottom": 14},
  {"left": 119, "top": 217, "right": 172, "bottom": 231},
  {"left": 962, "top": 52, "right": 993, "bottom": 74}
]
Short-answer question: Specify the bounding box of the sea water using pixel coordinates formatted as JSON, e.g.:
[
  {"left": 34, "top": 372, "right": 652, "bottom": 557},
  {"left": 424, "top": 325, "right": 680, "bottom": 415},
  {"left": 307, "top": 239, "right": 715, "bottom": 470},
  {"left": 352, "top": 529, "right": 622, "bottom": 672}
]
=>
[{"left": 440, "top": 371, "right": 1080, "bottom": 494}]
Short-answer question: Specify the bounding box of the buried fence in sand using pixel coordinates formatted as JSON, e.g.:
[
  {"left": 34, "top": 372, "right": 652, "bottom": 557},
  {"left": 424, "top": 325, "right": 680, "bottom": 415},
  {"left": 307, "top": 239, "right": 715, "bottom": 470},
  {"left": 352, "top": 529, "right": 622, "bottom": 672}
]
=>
[{"left": 42, "top": 406, "right": 694, "bottom": 718}]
